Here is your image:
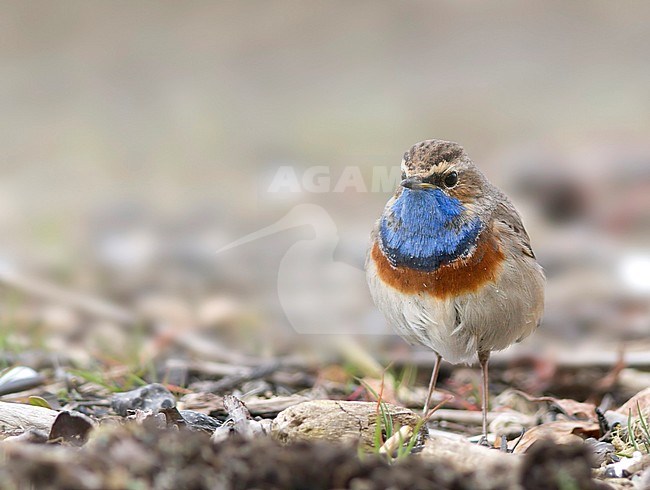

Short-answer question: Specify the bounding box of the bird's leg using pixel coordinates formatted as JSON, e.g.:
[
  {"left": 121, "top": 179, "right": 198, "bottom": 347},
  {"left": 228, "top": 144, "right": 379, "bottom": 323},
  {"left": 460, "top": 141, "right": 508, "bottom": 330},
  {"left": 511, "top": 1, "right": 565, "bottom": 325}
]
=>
[
  {"left": 422, "top": 353, "right": 442, "bottom": 417},
  {"left": 478, "top": 350, "right": 490, "bottom": 445}
]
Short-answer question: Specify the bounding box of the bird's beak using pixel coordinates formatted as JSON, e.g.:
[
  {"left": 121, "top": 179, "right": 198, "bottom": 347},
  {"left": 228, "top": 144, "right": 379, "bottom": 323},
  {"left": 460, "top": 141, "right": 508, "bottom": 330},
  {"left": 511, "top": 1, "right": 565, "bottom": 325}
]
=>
[{"left": 401, "top": 176, "right": 434, "bottom": 190}]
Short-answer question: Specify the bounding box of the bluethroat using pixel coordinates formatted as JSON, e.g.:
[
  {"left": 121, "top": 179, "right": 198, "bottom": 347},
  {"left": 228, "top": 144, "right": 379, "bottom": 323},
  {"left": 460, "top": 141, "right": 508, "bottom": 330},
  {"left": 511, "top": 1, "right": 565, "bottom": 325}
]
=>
[{"left": 366, "top": 139, "right": 545, "bottom": 441}]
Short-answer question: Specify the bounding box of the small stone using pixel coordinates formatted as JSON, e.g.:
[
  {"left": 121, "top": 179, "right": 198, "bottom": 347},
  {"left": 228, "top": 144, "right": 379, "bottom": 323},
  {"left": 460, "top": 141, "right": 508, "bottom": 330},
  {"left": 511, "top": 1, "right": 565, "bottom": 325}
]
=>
[
  {"left": 111, "top": 383, "right": 176, "bottom": 417},
  {"left": 272, "top": 400, "right": 421, "bottom": 451}
]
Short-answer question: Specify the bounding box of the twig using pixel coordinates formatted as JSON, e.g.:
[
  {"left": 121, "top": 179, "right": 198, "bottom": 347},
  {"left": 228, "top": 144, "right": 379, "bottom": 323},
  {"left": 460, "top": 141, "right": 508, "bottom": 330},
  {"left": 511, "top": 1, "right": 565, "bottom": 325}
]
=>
[
  {"left": 166, "top": 359, "right": 252, "bottom": 378},
  {"left": 427, "top": 409, "right": 510, "bottom": 425},
  {"left": 0, "top": 401, "right": 58, "bottom": 434},
  {"left": 384, "top": 348, "right": 650, "bottom": 369},
  {"left": 0, "top": 263, "right": 135, "bottom": 325},
  {"left": 423, "top": 395, "right": 454, "bottom": 421},
  {"left": 192, "top": 361, "right": 282, "bottom": 393}
]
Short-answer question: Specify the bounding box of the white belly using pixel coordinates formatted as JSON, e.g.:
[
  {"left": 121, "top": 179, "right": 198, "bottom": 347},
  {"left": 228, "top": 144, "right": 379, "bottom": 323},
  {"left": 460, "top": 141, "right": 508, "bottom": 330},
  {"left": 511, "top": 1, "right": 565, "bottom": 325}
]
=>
[{"left": 366, "top": 253, "right": 544, "bottom": 365}]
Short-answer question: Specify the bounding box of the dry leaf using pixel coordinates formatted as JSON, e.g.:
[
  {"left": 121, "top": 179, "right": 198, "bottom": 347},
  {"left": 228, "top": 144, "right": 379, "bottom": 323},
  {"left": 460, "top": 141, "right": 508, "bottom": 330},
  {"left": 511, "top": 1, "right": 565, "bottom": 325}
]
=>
[
  {"left": 513, "top": 420, "right": 600, "bottom": 454},
  {"left": 48, "top": 411, "right": 95, "bottom": 446},
  {"left": 511, "top": 391, "right": 597, "bottom": 421},
  {"left": 616, "top": 387, "right": 650, "bottom": 418}
]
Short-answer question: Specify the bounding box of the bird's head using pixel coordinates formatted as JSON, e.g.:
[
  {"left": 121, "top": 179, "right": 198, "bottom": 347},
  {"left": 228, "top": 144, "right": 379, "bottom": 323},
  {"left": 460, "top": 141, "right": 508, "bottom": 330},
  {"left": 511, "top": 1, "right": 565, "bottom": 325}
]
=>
[
  {"left": 379, "top": 140, "right": 495, "bottom": 270},
  {"left": 398, "top": 139, "right": 491, "bottom": 212}
]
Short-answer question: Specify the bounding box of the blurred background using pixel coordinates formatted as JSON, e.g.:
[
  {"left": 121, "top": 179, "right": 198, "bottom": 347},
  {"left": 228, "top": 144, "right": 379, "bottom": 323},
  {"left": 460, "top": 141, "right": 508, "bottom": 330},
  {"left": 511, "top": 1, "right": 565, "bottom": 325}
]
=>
[{"left": 1, "top": 1, "right": 649, "bottom": 372}]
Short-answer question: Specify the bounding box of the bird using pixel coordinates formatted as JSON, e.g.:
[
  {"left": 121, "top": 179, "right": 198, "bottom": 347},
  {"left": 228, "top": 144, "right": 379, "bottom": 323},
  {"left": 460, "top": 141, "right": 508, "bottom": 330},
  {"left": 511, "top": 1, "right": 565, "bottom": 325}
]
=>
[{"left": 366, "top": 139, "right": 545, "bottom": 442}]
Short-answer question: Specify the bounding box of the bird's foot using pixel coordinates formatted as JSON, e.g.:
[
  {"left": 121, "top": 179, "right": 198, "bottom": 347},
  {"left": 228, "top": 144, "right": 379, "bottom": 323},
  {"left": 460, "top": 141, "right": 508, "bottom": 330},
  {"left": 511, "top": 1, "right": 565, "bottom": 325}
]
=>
[{"left": 477, "top": 435, "right": 491, "bottom": 447}]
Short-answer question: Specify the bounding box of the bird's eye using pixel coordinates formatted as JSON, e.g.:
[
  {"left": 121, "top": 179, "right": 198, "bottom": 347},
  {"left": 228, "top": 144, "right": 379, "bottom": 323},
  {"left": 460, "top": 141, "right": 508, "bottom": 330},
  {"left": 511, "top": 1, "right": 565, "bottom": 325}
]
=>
[{"left": 443, "top": 171, "right": 458, "bottom": 188}]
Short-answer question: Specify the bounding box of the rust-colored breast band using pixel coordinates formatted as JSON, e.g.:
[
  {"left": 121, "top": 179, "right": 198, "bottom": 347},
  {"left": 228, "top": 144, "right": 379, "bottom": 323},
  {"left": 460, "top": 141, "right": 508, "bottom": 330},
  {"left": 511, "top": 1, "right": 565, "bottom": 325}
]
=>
[{"left": 371, "top": 234, "right": 505, "bottom": 299}]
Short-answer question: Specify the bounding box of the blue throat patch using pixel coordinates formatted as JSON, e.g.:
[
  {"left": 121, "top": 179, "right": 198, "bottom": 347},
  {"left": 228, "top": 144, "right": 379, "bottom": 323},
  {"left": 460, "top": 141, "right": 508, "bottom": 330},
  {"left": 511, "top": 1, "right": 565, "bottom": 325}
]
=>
[{"left": 379, "top": 187, "right": 483, "bottom": 271}]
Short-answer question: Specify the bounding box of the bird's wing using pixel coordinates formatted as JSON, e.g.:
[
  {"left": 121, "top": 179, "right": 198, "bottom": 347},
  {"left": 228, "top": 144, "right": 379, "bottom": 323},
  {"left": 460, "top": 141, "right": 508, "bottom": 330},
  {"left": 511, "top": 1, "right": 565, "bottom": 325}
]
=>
[{"left": 493, "top": 199, "right": 536, "bottom": 259}]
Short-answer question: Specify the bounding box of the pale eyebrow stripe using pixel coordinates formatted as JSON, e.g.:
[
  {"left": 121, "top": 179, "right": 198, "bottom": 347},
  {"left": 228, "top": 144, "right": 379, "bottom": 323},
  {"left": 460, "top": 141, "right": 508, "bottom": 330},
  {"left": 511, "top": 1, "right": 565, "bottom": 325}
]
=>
[{"left": 422, "top": 161, "right": 453, "bottom": 177}]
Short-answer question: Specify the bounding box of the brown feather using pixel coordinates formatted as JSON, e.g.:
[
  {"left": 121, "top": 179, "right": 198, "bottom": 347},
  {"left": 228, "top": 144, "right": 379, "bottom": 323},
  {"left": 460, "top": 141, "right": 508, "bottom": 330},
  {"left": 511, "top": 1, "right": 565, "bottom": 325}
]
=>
[{"left": 370, "top": 231, "right": 505, "bottom": 299}]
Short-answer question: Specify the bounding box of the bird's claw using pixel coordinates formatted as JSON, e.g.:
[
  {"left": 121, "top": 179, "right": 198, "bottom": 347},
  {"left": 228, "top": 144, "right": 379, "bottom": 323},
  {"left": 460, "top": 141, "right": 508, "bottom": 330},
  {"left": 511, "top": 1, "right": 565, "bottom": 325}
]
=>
[{"left": 477, "top": 435, "right": 491, "bottom": 447}]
